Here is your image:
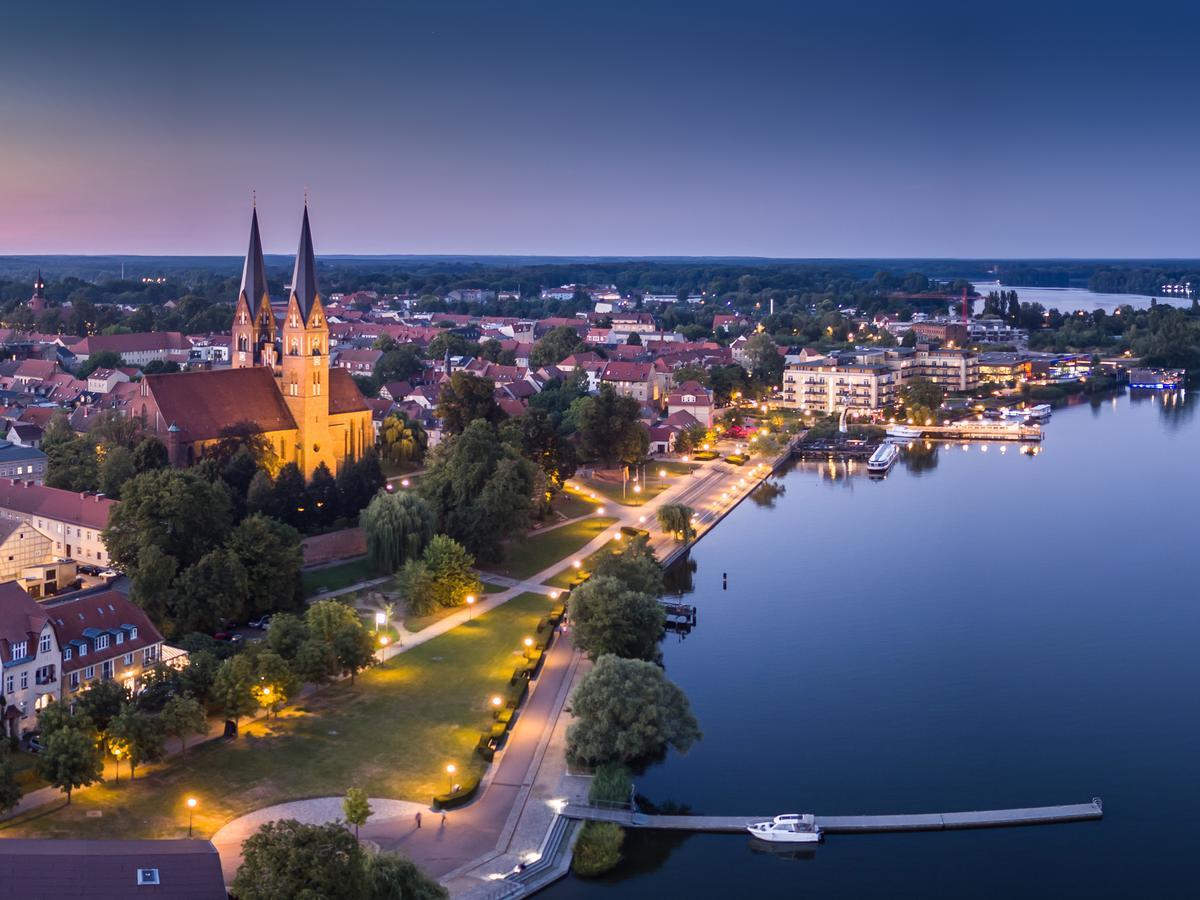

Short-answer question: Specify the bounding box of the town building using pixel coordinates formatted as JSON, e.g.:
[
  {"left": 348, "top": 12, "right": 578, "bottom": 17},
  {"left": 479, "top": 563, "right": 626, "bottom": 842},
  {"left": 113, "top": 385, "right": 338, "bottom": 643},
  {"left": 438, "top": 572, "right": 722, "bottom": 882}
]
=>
[
  {"left": 136, "top": 206, "right": 373, "bottom": 479},
  {"left": 666, "top": 381, "right": 714, "bottom": 428},
  {"left": 0, "top": 480, "right": 116, "bottom": 566},
  {"left": 0, "top": 519, "right": 54, "bottom": 585},
  {"left": 782, "top": 361, "right": 898, "bottom": 413},
  {"left": 0, "top": 581, "right": 61, "bottom": 735},
  {"left": 68, "top": 332, "right": 192, "bottom": 367},
  {"left": 49, "top": 589, "right": 164, "bottom": 698},
  {"left": 0, "top": 441, "right": 47, "bottom": 483}
]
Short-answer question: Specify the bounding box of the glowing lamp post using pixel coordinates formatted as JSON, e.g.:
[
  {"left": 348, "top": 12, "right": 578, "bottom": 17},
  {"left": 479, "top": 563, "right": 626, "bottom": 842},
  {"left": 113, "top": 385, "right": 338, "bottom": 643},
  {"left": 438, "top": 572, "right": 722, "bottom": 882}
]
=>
[
  {"left": 186, "top": 797, "right": 197, "bottom": 838},
  {"left": 466, "top": 595, "right": 476, "bottom": 621},
  {"left": 446, "top": 763, "right": 458, "bottom": 792}
]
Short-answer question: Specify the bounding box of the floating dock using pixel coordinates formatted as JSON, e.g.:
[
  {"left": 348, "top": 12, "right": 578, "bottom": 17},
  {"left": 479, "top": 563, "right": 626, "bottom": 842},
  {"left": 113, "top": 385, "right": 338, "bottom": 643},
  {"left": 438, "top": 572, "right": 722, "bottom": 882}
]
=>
[{"left": 561, "top": 799, "right": 1102, "bottom": 834}]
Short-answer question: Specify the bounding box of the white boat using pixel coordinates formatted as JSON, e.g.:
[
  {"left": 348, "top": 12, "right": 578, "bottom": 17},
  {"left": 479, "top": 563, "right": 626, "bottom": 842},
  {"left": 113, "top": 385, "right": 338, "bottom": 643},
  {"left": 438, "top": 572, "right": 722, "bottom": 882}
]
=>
[
  {"left": 867, "top": 442, "right": 900, "bottom": 474},
  {"left": 886, "top": 424, "right": 924, "bottom": 439},
  {"left": 1003, "top": 404, "right": 1051, "bottom": 421},
  {"left": 746, "top": 813, "right": 822, "bottom": 843}
]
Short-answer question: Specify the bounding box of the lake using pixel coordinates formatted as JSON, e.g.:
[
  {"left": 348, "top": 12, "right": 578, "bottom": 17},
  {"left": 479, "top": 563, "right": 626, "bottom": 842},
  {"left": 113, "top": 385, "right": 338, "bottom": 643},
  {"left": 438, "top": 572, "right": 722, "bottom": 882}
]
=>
[
  {"left": 541, "top": 388, "right": 1198, "bottom": 899},
  {"left": 970, "top": 282, "right": 1178, "bottom": 314}
]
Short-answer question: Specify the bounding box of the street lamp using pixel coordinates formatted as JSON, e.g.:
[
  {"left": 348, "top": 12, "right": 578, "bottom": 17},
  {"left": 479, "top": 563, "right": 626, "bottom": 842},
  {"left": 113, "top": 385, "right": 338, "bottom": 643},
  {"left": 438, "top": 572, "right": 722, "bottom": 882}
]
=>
[
  {"left": 549, "top": 591, "right": 560, "bottom": 600},
  {"left": 491, "top": 695, "right": 503, "bottom": 708},
  {"left": 523, "top": 637, "right": 534, "bottom": 649},
  {"left": 186, "top": 797, "right": 197, "bottom": 838},
  {"left": 446, "top": 763, "right": 457, "bottom": 791},
  {"left": 375, "top": 610, "right": 387, "bottom": 629},
  {"left": 466, "top": 595, "right": 476, "bottom": 621}
]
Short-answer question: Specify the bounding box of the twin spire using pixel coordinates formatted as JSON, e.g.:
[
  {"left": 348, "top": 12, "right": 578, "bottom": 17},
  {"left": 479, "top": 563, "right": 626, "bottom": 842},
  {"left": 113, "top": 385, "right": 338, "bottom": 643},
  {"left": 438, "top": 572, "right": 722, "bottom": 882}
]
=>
[{"left": 238, "top": 201, "right": 321, "bottom": 322}]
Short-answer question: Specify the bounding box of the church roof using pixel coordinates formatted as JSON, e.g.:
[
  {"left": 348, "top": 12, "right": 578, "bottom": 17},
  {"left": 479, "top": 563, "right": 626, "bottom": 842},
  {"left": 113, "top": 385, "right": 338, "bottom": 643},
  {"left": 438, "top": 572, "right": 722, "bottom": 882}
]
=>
[
  {"left": 328, "top": 366, "right": 370, "bottom": 415},
  {"left": 145, "top": 367, "right": 297, "bottom": 441},
  {"left": 289, "top": 205, "right": 320, "bottom": 322},
  {"left": 239, "top": 207, "right": 271, "bottom": 314}
]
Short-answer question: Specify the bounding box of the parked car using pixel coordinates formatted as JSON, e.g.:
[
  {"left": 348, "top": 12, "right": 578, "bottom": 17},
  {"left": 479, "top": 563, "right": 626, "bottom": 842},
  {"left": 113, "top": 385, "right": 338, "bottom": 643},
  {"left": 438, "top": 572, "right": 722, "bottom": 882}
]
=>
[
  {"left": 77, "top": 564, "right": 100, "bottom": 577},
  {"left": 24, "top": 735, "right": 44, "bottom": 754},
  {"left": 213, "top": 631, "right": 243, "bottom": 643},
  {"left": 249, "top": 615, "right": 273, "bottom": 630}
]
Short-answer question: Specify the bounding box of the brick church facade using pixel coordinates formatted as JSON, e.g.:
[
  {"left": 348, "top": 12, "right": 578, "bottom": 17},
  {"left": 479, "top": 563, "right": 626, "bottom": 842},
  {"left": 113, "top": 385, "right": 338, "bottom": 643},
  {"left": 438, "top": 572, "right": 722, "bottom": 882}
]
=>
[{"left": 137, "top": 206, "right": 372, "bottom": 478}]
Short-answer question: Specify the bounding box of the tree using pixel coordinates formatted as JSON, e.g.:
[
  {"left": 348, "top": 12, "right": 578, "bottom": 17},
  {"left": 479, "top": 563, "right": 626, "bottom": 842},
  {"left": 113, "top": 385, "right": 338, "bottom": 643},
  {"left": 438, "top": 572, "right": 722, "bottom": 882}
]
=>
[
  {"left": 107, "top": 704, "right": 165, "bottom": 780},
  {"left": 656, "top": 503, "right": 696, "bottom": 543},
  {"left": 141, "top": 359, "right": 181, "bottom": 375},
  {"left": 566, "top": 655, "right": 701, "bottom": 766},
  {"left": 436, "top": 371, "right": 504, "bottom": 435},
  {"left": 212, "top": 654, "right": 258, "bottom": 725},
  {"left": 362, "top": 853, "right": 448, "bottom": 900},
  {"left": 37, "top": 727, "right": 103, "bottom": 804},
  {"left": 75, "top": 679, "right": 128, "bottom": 734},
  {"left": 253, "top": 649, "right": 298, "bottom": 716},
  {"left": 529, "top": 325, "right": 585, "bottom": 367},
  {"left": 129, "top": 543, "right": 177, "bottom": 626},
  {"left": 98, "top": 445, "right": 136, "bottom": 499},
  {"left": 591, "top": 535, "right": 664, "bottom": 596},
  {"left": 744, "top": 332, "right": 784, "bottom": 389},
  {"left": 374, "top": 345, "right": 424, "bottom": 385},
  {"left": 132, "top": 436, "right": 169, "bottom": 473},
  {"left": 568, "top": 576, "right": 665, "bottom": 662},
  {"left": 332, "top": 623, "right": 377, "bottom": 685},
  {"left": 266, "top": 613, "right": 310, "bottom": 661},
  {"left": 293, "top": 638, "right": 339, "bottom": 686},
  {"left": 178, "top": 650, "right": 221, "bottom": 708},
  {"left": 626, "top": 331, "right": 642, "bottom": 346},
  {"left": 76, "top": 349, "right": 123, "bottom": 378},
  {"left": 104, "top": 468, "right": 234, "bottom": 576},
  {"left": 306, "top": 600, "right": 362, "bottom": 643},
  {"left": 0, "top": 744, "right": 22, "bottom": 815},
  {"left": 272, "top": 462, "right": 308, "bottom": 529},
  {"left": 225, "top": 515, "right": 304, "bottom": 617},
  {"left": 899, "top": 376, "right": 945, "bottom": 423},
  {"left": 361, "top": 491, "right": 435, "bottom": 574},
  {"left": 308, "top": 462, "right": 339, "bottom": 526},
  {"left": 232, "top": 819, "right": 367, "bottom": 900},
  {"left": 406, "top": 536, "right": 481, "bottom": 615},
  {"left": 379, "top": 413, "right": 428, "bottom": 467},
  {"left": 160, "top": 694, "right": 207, "bottom": 753},
  {"left": 342, "top": 787, "right": 373, "bottom": 841},
  {"left": 246, "top": 469, "right": 277, "bottom": 519},
  {"left": 174, "top": 549, "right": 248, "bottom": 635},
  {"left": 44, "top": 436, "right": 100, "bottom": 492},
  {"left": 572, "top": 385, "right": 648, "bottom": 466}
]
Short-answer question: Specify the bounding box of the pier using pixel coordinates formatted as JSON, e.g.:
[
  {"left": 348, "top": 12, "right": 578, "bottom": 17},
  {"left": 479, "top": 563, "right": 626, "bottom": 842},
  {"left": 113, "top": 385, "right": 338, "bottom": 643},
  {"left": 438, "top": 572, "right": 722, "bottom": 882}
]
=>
[
  {"left": 889, "top": 422, "right": 1043, "bottom": 442},
  {"left": 560, "top": 799, "right": 1102, "bottom": 834}
]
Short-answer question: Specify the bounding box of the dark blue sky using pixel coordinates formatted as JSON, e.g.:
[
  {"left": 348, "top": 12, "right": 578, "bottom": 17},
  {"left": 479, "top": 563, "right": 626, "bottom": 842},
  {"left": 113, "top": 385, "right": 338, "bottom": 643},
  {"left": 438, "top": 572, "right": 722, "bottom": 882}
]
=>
[{"left": 3, "top": 0, "right": 1198, "bottom": 257}]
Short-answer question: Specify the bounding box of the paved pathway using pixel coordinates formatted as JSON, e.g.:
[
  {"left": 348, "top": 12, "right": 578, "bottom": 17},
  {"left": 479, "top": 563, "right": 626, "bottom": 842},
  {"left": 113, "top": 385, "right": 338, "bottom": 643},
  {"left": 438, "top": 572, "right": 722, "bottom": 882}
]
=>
[{"left": 212, "top": 631, "right": 582, "bottom": 884}]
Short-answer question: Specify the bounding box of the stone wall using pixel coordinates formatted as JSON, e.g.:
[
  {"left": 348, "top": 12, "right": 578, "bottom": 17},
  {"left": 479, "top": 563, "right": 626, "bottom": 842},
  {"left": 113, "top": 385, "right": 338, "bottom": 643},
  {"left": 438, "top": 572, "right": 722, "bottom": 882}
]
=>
[{"left": 301, "top": 527, "right": 366, "bottom": 566}]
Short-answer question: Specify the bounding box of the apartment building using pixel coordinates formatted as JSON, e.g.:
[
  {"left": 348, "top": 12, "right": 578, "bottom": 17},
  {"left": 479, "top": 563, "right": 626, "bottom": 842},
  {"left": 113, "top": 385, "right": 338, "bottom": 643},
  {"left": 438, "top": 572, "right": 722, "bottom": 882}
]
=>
[
  {"left": 0, "top": 480, "right": 116, "bottom": 566},
  {"left": 0, "top": 581, "right": 61, "bottom": 736},
  {"left": 781, "top": 361, "right": 898, "bottom": 413},
  {"left": 50, "top": 590, "right": 164, "bottom": 699}
]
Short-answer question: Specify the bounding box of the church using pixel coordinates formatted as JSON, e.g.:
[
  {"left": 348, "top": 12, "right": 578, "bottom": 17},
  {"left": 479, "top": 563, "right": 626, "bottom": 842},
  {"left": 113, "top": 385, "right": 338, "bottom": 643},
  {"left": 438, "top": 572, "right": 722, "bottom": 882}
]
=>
[{"left": 137, "top": 206, "right": 373, "bottom": 479}]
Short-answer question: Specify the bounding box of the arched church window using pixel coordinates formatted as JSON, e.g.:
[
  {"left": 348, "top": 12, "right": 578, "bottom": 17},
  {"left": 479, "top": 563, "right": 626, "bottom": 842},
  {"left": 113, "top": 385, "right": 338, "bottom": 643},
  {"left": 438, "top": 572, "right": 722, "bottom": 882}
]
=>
[{"left": 290, "top": 339, "right": 299, "bottom": 356}]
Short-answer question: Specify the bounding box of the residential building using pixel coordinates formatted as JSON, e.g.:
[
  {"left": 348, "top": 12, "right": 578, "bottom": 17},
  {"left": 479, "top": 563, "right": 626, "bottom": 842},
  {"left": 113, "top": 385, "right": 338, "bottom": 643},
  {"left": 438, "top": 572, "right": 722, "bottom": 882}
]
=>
[
  {"left": 910, "top": 322, "right": 969, "bottom": 346},
  {"left": 0, "top": 839, "right": 226, "bottom": 898},
  {"left": 0, "top": 519, "right": 54, "bottom": 585},
  {"left": 916, "top": 348, "right": 980, "bottom": 392},
  {"left": 69, "top": 332, "right": 192, "bottom": 366},
  {"left": 49, "top": 589, "right": 164, "bottom": 698},
  {"left": 0, "top": 480, "right": 116, "bottom": 565},
  {"left": 86, "top": 367, "right": 130, "bottom": 394},
  {"left": 600, "top": 361, "right": 660, "bottom": 405},
  {"left": 0, "top": 580, "right": 60, "bottom": 735},
  {"left": 666, "top": 381, "right": 714, "bottom": 428},
  {"left": 5, "top": 422, "right": 43, "bottom": 449},
  {"left": 781, "top": 361, "right": 898, "bottom": 414},
  {"left": 0, "top": 441, "right": 47, "bottom": 483}
]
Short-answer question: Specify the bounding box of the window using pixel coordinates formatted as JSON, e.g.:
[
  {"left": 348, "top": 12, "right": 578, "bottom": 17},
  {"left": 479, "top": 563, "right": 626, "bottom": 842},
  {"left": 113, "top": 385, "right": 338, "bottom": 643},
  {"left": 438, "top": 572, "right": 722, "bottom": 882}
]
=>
[
  {"left": 115, "top": 632, "right": 124, "bottom": 645},
  {"left": 137, "top": 869, "right": 160, "bottom": 886},
  {"left": 63, "top": 647, "right": 72, "bottom": 661},
  {"left": 10, "top": 641, "right": 26, "bottom": 660},
  {"left": 3, "top": 676, "right": 11, "bottom": 694},
  {"left": 79, "top": 643, "right": 88, "bottom": 656},
  {"left": 101, "top": 661, "right": 113, "bottom": 679},
  {"left": 143, "top": 645, "right": 157, "bottom": 665},
  {"left": 123, "top": 653, "right": 133, "bottom": 666},
  {"left": 130, "top": 626, "right": 138, "bottom": 639},
  {"left": 19, "top": 672, "right": 27, "bottom": 690},
  {"left": 39, "top": 634, "right": 50, "bottom": 654},
  {"left": 96, "top": 635, "right": 109, "bottom": 651},
  {"left": 70, "top": 672, "right": 79, "bottom": 689},
  {"left": 84, "top": 666, "right": 94, "bottom": 679}
]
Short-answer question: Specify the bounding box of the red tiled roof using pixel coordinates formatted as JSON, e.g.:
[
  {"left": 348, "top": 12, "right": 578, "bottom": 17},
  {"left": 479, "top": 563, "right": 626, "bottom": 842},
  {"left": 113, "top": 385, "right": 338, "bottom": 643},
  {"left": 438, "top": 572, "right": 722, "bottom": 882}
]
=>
[
  {"left": 145, "top": 368, "right": 295, "bottom": 441},
  {"left": 46, "top": 589, "right": 163, "bottom": 675},
  {"left": 73, "top": 332, "right": 190, "bottom": 356},
  {"left": 0, "top": 581, "right": 50, "bottom": 661},
  {"left": 328, "top": 366, "right": 370, "bottom": 416},
  {"left": 0, "top": 480, "right": 115, "bottom": 530},
  {"left": 601, "top": 361, "right": 653, "bottom": 383}
]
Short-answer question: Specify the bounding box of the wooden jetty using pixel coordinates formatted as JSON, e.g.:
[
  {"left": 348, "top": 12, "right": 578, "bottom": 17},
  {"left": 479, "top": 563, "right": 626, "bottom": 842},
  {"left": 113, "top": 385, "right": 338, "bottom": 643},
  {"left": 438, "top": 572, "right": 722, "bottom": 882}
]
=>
[
  {"left": 792, "top": 440, "right": 878, "bottom": 461},
  {"left": 658, "top": 599, "right": 697, "bottom": 629},
  {"left": 561, "top": 799, "right": 1102, "bottom": 834}
]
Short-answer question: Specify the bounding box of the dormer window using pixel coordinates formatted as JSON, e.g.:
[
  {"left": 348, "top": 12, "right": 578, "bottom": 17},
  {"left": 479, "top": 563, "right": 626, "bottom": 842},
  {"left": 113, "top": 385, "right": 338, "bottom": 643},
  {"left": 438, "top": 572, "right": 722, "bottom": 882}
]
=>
[
  {"left": 80, "top": 643, "right": 88, "bottom": 657},
  {"left": 63, "top": 647, "right": 72, "bottom": 661},
  {"left": 10, "top": 641, "right": 27, "bottom": 661},
  {"left": 130, "top": 626, "right": 138, "bottom": 639},
  {"left": 96, "top": 635, "right": 109, "bottom": 651},
  {"left": 38, "top": 634, "right": 50, "bottom": 654},
  {"left": 116, "top": 632, "right": 124, "bottom": 645}
]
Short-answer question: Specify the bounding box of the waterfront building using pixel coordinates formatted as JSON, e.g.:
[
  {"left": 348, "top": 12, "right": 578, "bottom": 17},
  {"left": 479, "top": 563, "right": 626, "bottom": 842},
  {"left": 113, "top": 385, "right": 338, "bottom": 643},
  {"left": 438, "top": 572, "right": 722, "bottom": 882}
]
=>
[
  {"left": 979, "top": 352, "right": 1033, "bottom": 384},
  {"left": 1128, "top": 367, "right": 1186, "bottom": 389},
  {"left": 916, "top": 347, "right": 980, "bottom": 392},
  {"left": 781, "top": 360, "right": 898, "bottom": 413}
]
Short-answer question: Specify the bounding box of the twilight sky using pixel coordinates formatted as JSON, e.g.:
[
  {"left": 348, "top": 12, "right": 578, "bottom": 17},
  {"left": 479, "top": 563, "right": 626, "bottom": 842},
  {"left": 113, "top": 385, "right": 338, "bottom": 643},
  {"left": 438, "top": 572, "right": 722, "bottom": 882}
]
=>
[{"left": 3, "top": 0, "right": 1198, "bottom": 258}]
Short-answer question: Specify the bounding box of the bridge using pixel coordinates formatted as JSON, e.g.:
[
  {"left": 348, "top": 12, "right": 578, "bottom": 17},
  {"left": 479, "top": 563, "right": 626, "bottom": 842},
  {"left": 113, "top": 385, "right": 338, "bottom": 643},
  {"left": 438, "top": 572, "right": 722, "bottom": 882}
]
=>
[{"left": 561, "top": 798, "right": 1102, "bottom": 834}]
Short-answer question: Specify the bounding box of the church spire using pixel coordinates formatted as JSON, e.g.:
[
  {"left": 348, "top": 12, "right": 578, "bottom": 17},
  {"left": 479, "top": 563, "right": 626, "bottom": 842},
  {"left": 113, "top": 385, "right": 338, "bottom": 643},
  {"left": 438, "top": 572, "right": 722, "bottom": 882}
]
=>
[
  {"left": 239, "top": 206, "right": 270, "bottom": 312},
  {"left": 290, "top": 203, "right": 320, "bottom": 321}
]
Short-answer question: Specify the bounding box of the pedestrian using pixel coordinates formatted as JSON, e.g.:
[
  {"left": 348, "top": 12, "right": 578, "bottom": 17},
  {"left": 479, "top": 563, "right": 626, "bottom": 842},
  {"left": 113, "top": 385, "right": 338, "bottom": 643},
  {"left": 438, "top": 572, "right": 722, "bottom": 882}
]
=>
[
  {"left": 441, "top": 812, "right": 447, "bottom": 827},
  {"left": 415, "top": 811, "right": 422, "bottom": 829}
]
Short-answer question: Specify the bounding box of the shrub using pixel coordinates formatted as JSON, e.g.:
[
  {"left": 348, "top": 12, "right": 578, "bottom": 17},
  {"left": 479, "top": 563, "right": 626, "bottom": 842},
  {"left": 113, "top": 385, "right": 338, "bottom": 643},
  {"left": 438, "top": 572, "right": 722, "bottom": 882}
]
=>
[
  {"left": 433, "top": 774, "right": 482, "bottom": 810},
  {"left": 489, "top": 721, "right": 509, "bottom": 743},
  {"left": 619, "top": 526, "right": 649, "bottom": 539},
  {"left": 724, "top": 454, "right": 747, "bottom": 465},
  {"left": 588, "top": 762, "right": 632, "bottom": 805},
  {"left": 494, "top": 708, "right": 514, "bottom": 725},
  {"left": 475, "top": 735, "right": 496, "bottom": 762},
  {"left": 691, "top": 450, "right": 718, "bottom": 461},
  {"left": 572, "top": 821, "right": 624, "bottom": 877},
  {"left": 510, "top": 667, "right": 529, "bottom": 686}
]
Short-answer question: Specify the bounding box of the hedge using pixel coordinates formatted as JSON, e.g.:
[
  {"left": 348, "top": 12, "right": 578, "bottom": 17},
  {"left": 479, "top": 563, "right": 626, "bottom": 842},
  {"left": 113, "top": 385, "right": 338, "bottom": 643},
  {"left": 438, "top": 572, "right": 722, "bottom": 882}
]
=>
[
  {"left": 494, "top": 707, "right": 514, "bottom": 725},
  {"left": 724, "top": 454, "right": 747, "bottom": 465},
  {"left": 692, "top": 450, "right": 719, "bottom": 461},
  {"left": 620, "top": 526, "right": 649, "bottom": 539},
  {"left": 433, "top": 774, "right": 482, "bottom": 810}
]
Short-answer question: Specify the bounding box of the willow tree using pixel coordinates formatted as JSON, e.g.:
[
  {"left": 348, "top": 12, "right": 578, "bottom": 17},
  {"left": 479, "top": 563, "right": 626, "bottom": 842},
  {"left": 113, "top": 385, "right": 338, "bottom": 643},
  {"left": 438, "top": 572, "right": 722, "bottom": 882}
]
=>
[
  {"left": 361, "top": 491, "right": 435, "bottom": 574},
  {"left": 656, "top": 503, "right": 696, "bottom": 543}
]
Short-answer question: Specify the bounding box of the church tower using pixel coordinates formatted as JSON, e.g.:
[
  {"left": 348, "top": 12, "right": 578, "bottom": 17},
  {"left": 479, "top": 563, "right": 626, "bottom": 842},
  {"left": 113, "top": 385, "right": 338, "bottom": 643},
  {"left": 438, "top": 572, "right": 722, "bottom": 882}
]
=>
[
  {"left": 30, "top": 270, "right": 46, "bottom": 315},
  {"left": 231, "top": 207, "right": 277, "bottom": 369},
  {"left": 280, "top": 204, "right": 333, "bottom": 478}
]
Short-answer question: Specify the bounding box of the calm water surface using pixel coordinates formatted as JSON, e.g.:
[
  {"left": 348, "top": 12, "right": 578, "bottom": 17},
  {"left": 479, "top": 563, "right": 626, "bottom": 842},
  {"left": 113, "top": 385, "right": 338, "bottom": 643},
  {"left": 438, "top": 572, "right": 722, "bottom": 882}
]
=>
[
  {"left": 542, "top": 390, "right": 1198, "bottom": 899},
  {"left": 969, "top": 282, "right": 1176, "bottom": 313}
]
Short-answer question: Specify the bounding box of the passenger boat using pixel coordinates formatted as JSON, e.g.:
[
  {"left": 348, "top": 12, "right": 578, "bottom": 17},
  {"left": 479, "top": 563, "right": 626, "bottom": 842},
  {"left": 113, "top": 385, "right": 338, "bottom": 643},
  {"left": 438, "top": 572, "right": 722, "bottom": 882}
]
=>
[
  {"left": 1003, "top": 403, "right": 1051, "bottom": 421},
  {"left": 747, "top": 814, "right": 822, "bottom": 843},
  {"left": 866, "top": 442, "right": 900, "bottom": 475},
  {"left": 885, "top": 424, "right": 924, "bottom": 439}
]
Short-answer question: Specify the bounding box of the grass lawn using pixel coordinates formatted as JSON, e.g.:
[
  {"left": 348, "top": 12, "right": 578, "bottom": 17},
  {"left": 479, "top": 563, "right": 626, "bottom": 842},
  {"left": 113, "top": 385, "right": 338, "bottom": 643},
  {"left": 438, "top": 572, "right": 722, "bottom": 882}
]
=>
[
  {"left": 483, "top": 518, "right": 617, "bottom": 581},
  {"left": 0, "top": 593, "right": 555, "bottom": 841},
  {"left": 575, "top": 464, "right": 695, "bottom": 507},
  {"left": 482, "top": 581, "right": 508, "bottom": 594},
  {"left": 301, "top": 557, "right": 381, "bottom": 597},
  {"left": 549, "top": 492, "right": 599, "bottom": 521},
  {"left": 544, "top": 540, "right": 627, "bottom": 589}
]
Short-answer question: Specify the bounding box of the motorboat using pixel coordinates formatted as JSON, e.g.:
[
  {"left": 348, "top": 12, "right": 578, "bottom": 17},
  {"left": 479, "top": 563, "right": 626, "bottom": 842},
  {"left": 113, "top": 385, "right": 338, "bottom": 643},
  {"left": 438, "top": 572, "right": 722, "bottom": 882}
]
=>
[
  {"left": 866, "top": 442, "right": 900, "bottom": 475},
  {"left": 746, "top": 813, "right": 822, "bottom": 843},
  {"left": 1003, "top": 403, "right": 1051, "bottom": 421},
  {"left": 885, "top": 424, "right": 924, "bottom": 439}
]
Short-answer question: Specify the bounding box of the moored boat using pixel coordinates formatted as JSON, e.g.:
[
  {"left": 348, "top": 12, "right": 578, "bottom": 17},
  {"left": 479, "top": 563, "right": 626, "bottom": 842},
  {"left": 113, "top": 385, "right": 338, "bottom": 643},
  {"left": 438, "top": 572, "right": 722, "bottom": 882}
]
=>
[
  {"left": 867, "top": 442, "right": 900, "bottom": 475},
  {"left": 746, "top": 813, "right": 822, "bottom": 843}
]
